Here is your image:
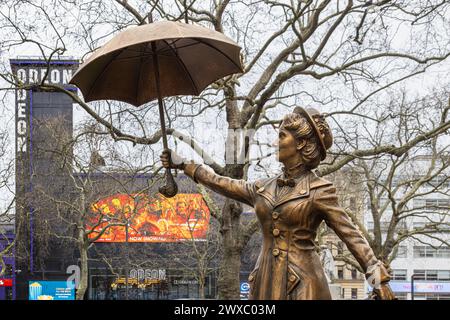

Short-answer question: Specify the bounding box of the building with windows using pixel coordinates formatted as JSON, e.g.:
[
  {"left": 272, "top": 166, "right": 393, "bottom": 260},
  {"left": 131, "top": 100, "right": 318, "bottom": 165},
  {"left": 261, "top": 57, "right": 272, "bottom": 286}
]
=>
[
  {"left": 388, "top": 242, "right": 450, "bottom": 300},
  {"left": 333, "top": 242, "right": 366, "bottom": 300},
  {"left": 364, "top": 156, "right": 450, "bottom": 300},
  {"left": 323, "top": 154, "right": 449, "bottom": 300},
  {"left": 8, "top": 57, "right": 226, "bottom": 300}
]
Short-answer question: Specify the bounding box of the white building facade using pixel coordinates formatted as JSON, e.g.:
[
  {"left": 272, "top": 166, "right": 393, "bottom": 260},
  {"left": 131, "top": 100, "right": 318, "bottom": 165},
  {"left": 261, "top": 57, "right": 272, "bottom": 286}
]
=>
[{"left": 364, "top": 156, "right": 450, "bottom": 300}]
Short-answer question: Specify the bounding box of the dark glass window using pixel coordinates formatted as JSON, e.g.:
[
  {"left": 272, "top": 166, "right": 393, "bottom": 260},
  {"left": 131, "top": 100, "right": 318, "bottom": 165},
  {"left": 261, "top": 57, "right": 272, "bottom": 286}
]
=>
[
  {"left": 351, "top": 288, "right": 358, "bottom": 299},
  {"left": 392, "top": 269, "right": 407, "bottom": 281},
  {"left": 337, "top": 267, "right": 344, "bottom": 280}
]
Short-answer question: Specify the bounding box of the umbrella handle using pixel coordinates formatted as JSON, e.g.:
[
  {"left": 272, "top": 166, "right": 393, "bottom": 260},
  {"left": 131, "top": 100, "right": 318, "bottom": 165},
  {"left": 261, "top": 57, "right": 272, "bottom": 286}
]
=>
[
  {"left": 151, "top": 41, "right": 178, "bottom": 198},
  {"left": 159, "top": 168, "right": 178, "bottom": 198}
]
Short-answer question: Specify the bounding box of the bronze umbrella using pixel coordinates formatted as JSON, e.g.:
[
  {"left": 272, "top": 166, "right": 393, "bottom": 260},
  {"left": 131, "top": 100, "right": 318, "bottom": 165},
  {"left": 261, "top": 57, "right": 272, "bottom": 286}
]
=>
[{"left": 70, "top": 21, "right": 243, "bottom": 197}]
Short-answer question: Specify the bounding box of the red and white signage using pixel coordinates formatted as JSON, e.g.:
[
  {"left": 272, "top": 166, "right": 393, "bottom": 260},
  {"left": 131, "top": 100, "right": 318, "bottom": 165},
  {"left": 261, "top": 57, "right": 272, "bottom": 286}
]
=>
[{"left": 0, "top": 279, "right": 13, "bottom": 287}]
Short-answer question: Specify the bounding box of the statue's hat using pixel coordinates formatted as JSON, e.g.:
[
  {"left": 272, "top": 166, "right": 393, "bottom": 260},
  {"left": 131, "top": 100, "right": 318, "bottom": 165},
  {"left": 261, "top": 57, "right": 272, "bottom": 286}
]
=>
[{"left": 293, "top": 107, "right": 333, "bottom": 160}]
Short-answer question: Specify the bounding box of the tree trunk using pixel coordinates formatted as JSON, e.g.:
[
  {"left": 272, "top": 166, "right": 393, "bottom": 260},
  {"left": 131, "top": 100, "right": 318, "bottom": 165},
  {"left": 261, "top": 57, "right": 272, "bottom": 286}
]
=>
[
  {"left": 217, "top": 197, "right": 243, "bottom": 299},
  {"left": 218, "top": 246, "right": 242, "bottom": 299},
  {"left": 198, "top": 272, "right": 206, "bottom": 299},
  {"left": 76, "top": 235, "right": 89, "bottom": 300}
]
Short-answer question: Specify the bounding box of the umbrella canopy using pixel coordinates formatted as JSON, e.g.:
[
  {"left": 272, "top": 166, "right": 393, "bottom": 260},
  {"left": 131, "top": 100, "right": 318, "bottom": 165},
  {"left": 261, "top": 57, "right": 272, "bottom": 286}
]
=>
[{"left": 70, "top": 20, "right": 243, "bottom": 106}]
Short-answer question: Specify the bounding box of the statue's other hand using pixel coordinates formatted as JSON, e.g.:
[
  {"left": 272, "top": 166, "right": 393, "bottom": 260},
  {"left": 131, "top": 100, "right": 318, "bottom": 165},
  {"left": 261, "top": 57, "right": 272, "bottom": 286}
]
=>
[
  {"left": 160, "top": 148, "right": 185, "bottom": 170},
  {"left": 370, "top": 283, "right": 397, "bottom": 300}
]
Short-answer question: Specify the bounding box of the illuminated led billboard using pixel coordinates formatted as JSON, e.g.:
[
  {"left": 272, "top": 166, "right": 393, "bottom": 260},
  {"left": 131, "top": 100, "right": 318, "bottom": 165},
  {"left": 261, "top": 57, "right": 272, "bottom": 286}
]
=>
[{"left": 87, "top": 193, "right": 210, "bottom": 242}]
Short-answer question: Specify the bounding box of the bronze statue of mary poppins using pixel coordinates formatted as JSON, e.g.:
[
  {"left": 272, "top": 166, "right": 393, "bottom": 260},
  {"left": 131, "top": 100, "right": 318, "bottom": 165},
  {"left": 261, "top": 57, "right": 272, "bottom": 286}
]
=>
[{"left": 161, "top": 106, "right": 396, "bottom": 300}]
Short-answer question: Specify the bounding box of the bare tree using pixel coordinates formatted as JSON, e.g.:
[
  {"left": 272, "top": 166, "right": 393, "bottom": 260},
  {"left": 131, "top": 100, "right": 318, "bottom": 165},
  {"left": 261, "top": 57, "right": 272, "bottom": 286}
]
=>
[
  {"left": 321, "top": 90, "right": 450, "bottom": 273},
  {"left": 29, "top": 115, "right": 162, "bottom": 299},
  {"left": 173, "top": 184, "right": 222, "bottom": 299},
  {"left": 0, "top": 121, "right": 14, "bottom": 277}
]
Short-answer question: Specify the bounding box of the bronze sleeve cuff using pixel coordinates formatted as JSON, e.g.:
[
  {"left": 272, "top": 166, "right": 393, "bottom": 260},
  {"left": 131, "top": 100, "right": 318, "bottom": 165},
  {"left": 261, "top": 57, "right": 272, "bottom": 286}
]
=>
[{"left": 184, "top": 164, "right": 202, "bottom": 183}]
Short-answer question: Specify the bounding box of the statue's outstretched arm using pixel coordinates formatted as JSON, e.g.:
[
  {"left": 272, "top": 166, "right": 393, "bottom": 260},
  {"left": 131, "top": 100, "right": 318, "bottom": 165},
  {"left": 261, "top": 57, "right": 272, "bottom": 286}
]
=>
[
  {"left": 184, "top": 164, "right": 256, "bottom": 207},
  {"left": 160, "top": 149, "right": 256, "bottom": 206},
  {"left": 313, "top": 184, "right": 396, "bottom": 300}
]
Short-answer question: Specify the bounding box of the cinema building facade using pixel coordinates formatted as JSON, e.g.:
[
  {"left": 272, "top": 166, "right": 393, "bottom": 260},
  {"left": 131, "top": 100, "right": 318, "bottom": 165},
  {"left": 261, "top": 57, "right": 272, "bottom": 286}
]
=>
[{"left": 4, "top": 57, "right": 255, "bottom": 300}]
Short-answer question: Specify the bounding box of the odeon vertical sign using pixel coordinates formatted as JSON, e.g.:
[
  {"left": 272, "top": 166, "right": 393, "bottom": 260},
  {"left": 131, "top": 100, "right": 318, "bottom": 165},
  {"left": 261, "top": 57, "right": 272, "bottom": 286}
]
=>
[
  {"left": 10, "top": 58, "right": 79, "bottom": 274},
  {"left": 10, "top": 58, "right": 79, "bottom": 155}
]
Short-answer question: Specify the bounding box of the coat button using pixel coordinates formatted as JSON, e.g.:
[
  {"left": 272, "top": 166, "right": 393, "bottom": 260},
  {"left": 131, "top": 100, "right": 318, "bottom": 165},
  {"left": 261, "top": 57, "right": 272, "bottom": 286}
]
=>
[
  {"left": 272, "top": 212, "right": 279, "bottom": 220},
  {"left": 272, "top": 248, "right": 280, "bottom": 256},
  {"left": 289, "top": 275, "right": 297, "bottom": 282},
  {"left": 248, "top": 275, "right": 254, "bottom": 281},
  {"left": 273, "top": 229, "right": 280, "bottom": 237}
]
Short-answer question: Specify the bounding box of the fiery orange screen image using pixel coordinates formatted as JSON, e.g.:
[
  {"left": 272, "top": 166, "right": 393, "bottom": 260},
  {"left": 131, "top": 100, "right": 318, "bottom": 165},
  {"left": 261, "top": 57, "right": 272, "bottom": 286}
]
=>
[{"left": 87, "top": 193, "right": 210, "bottom": 242}]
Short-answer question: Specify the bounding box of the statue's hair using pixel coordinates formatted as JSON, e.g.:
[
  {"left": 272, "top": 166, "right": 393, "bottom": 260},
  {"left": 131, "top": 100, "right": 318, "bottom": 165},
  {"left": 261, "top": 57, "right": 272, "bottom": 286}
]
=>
[{"left": 281, "top": 113, "right": 322, "bottom": 169}]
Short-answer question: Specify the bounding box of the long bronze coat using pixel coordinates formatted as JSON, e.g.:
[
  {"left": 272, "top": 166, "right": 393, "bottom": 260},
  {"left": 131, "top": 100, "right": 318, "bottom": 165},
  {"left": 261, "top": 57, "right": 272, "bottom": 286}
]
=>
[{"left": 184, "top": 164, "right": 381, "bottom": 300}]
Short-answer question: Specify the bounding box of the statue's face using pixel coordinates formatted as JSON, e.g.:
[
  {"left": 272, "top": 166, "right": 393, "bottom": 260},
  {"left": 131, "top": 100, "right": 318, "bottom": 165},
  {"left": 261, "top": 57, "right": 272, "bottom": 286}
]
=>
[{"left": 274, "top": 127, "right": 298, "bottom": 163}]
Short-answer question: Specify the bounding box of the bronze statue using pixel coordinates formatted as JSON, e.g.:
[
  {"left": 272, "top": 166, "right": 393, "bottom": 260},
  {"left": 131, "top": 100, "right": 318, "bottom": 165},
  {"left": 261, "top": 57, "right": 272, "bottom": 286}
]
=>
[{"left": 160, "top": 107, "right": 396, "bottom": 300}]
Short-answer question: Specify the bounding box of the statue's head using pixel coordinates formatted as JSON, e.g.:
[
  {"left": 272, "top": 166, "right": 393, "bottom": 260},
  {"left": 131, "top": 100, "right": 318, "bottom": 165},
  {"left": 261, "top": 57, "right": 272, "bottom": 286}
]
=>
[{"left": 276, "top": 107, "right": 332, "bottom": 170}]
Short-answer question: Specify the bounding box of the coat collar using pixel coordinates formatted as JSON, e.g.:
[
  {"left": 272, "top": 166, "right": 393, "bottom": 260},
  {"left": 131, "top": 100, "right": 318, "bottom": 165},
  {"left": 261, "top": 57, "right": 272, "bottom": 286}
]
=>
[
  {"left": 272, "top": 172, "right": 310, "bottom": 208},
  {"left": 255, "top": 172, "right": 310, "bottom": 208},
  {"left": 255, "top": 171, "right": 333, "bottom": 209},
  {"left": 254, "top": 175, "right": 280, "bottom": 206}
]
